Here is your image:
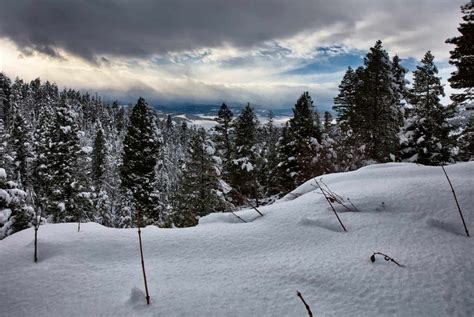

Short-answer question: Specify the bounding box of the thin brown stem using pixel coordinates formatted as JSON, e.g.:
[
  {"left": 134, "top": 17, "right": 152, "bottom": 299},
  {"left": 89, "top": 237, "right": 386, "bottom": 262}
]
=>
[
  {"left": 315, "top": 181, "right": 347, "bottom": 232},
  {"left": 441, "top": 166, "right": 469, "bottom": 237},
  {"left": 371, "top": 252, "right": 404, "bottom": 267},
  {"left": 296, "top": 291, "right": 313, "bottom": 317},
  {"left": 137, "top": 209, "right": 151, "bottom": 305}
]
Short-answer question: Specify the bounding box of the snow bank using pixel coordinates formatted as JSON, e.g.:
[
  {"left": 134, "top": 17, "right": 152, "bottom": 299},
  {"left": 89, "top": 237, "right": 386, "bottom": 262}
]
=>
[{"left": 0, "top": 162, "right": 473, "bottom": 316}]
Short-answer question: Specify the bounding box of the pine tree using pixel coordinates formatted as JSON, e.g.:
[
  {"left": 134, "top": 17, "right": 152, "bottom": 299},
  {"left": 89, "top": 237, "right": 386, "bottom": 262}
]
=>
[
  {"left": 32, "top": 102, "right": 55, "bottom": 215},
  {"left": 333, "top": 67, "right": 368, "bottom": 169},
  {"left": 359, "top": 40, "right": 403, "bottom": 162},
  {"left": 446, "top": 1, "right": 474, "bottom": 160},
  {"left": 0, "top": 167, "right": 33, "bottom": 239},
  {"left": 459, "top": 114, "right": 473, "bottom": 160},
  {"left": 172, "top": 128, "right": 228, "bottom": 227},
  {"left": 229, "top": 104, "right": 260, "bottom": 202},
  {"left": 45, "top": 96, "right": 83, "bottom": 223},
  {"left": 258, "top": 111, "right": 281, "bottom": 196},
  {"left": 391, "top": 55, "right": 409, "bottom": 104},
  {"left": 92, "top": 124, "right": 106, "bottom": 186},
  {"left": 0, "top": 73, "right": 11, "bottom": 128},
  {"left": 9, "top": 112, "right": 31, "bottom": 186},
  {"left": 446, "top": 1, "right": 474, "bottom": 103},
  {"left": 402, "top": 51, "right": 454, "bottom": 165},
  {"left": 91, "top": 123, "right": 112, "bottom": 225},
  {"left": 156, "top": 114, "right": 187, "bottom": 223},
  {"left": 276, "top": 92, "right": 322, "bottom": 192},
  {"left": 323, "top": 111, "right": 333, "bottom": 132},
  {"left": 214, "top": 103, "right": 234, "bottom": 178},
  {"left": 335, "top": 41, "right": 404, "bottom": 163},
  {"left": 120, "top": 98, "right": 161, "bottom": 225},
  {"left": 333, "top": 67, "right": 357, "bottom": 124}
]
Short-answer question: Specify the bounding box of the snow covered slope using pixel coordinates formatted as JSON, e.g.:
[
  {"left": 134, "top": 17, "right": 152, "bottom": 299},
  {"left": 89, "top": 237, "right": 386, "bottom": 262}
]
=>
[{"left": 1, "top": 163, "right": 473, "bottom": 316}]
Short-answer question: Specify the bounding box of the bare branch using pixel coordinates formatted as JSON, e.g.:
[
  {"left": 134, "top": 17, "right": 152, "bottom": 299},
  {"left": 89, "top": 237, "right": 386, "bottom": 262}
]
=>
[
  {"left": 296, "top": 291, "right": 313, "bottom": 317},
  {"left": 441, "top": 166, "right": 469, "bottom": 237}
]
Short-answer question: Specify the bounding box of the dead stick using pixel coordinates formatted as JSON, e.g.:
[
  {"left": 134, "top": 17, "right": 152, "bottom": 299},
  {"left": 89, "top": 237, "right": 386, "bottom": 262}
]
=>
[
  {"left": 316, "top": 181, "right": 347, "bottom": 232},
  {"left": 296, "top": 291, "right": 313, "bottom": 317},
  {"left": 137, "top": 209, "right": 151, "bottom": 304},
  {"left": 347, "top": 198, "right": 360, "bottom": 212},
  {"left": 320, "top": 179, "right": 357, "bottom": 212},
  {"left": 222, "top": 191, "right": 248, "bottom": 223},
  {"left": 441, "top": 166, "right": 470, "bottom": 237},
  {"left": 34, "top": 206, "right": 42, "bottom": 263},
  {"left": 233, "top": 190, "right": 263, "bottom": 217},
  {"left": 371, "top": 252, "right": 404, "bottom": 267},
  {"left": 310, "top": 183, "right": 356, "bottom": 212},
  {"left": 32, "top": 192, "right": 42, "bottom": 263},
  {"left": 231, "top": 211, "right": 247, "bottom": 223}
]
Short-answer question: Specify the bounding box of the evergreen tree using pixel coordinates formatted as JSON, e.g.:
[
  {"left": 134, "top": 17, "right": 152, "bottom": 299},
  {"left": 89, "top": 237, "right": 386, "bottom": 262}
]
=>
[
  {"left": 391, "top": 55, "right": 409, "bottom": 104},
  {"left": 32, "top": 102, "right": 55, "bottom": 216},
  {"left": 172, "top": 128, "right": 228, "bottom": 227},
  {"left": 9, "top": 112, "right": 31, "bottom": 186},
  {"left": 91, "top": 124, "right": 112, "bottom": 225},
  {"left": 276, "top": 92, "right": 322, "bottom": 192},
  {"left": 446, "top": 1, "right": 474, "bottom": 103},
  {"left": 335, "top": 41, "right": 403, "bottom": 163},
  {"left": 120, "top": 98, "right": 161, "bottom": 225},
  {"left": 446, "top": 1, "right": 474, "bottom": 160},
  {"left": 214, "top": 103, "right": 234, "bottom": 178},
  {"left": 0, "top": 73, "right": 11, "bottom": 128},
  {"left": 45, "top": 96, "right": 83, "bottom": 223},
  {"left": 333, "top": 67, "right": 368, "bottom": 169},
  {"left": 459, "top": 114, "right": 473, "bottom": 160},
  {"left": 229, "top": 104, "right": 260, "bottom": 202},
  {"left": 274, "top": 123, "right": 296, "bottom": 192},
  {"left": 359, "top": 40, "right": 403, "bottom": 162},
  {"left": 92, "top": 124, "right": 106, "bottom": 186},
  {"left": 0, "top": 167, "right": 33, "bottom": 239},
  {"left": 156, "top": 114, "right": 186, "bottom": 223},
  {"left": 402, "top": 52, "right": 454, "bottom": 164},
  {"left": 323, "top": 111, "right": 333, "bottom": 132},
  {"left": 258, "top": 111, "right": 281, "bottom": 196},
  {"left": 334, "top": 67, "right": 357, "bottom": 124}
]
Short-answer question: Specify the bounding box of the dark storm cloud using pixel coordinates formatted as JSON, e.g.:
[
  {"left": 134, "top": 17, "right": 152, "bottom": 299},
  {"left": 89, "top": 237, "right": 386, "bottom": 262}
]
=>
[{"left": 0, "top": 0, "right": 464, "bottom": 61}]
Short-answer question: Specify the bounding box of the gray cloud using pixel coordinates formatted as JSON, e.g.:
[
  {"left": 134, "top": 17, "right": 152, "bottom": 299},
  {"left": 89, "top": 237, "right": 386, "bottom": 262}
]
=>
[{"left": 0, "top": 0, "right": 465, "bottom": 61}]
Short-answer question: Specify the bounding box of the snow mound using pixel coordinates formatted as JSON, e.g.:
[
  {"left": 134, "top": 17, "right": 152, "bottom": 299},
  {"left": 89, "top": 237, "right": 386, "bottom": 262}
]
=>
[{"left": 1, "top": 162, "right": 473, "bottom": 316}]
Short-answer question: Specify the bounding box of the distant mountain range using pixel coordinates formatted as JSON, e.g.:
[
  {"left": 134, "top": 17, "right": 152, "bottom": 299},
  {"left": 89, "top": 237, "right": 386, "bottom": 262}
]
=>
[{"left": 152, "top": 103, "right": 293, "bottom": 118}]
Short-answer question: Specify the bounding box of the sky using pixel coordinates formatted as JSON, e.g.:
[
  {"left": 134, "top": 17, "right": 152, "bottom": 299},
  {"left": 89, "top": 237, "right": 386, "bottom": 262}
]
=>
[{"left": 0, "top": 0, "right": 467, "bottom": 111}]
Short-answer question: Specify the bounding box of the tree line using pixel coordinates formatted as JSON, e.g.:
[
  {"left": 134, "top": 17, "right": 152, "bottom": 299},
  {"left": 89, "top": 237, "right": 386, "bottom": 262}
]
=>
[{"left": 0, "top": 1, "right": 472, "bottom": 237}]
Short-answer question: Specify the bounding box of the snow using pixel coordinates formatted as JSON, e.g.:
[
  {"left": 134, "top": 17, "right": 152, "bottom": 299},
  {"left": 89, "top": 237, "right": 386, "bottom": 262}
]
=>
[
  {"left": 0, "top": 208, "right": 12, "bottom": 224},
  {"left": 0, "top": 168, "right": 6, "bottom": 179},
  {"left": 241, "top": 162, "right": 254, "bottom": 172},
  {"left": 0, "top": 189, "right": 11, "bottom": 204},
  {"left": 57, "top": 202, "right": 65, "bottom": 212},
  {"left": 189, "top": 119, "right": 218, "bottom": 130},
  {"left": 81, "top": 146, "right": 93, "bottom": 154},
  {"left": 60, "top": 125, "right": 71, "bottom": 133},
  {"left": 1, "top": 162, "right": 473, "bottom": 316}
]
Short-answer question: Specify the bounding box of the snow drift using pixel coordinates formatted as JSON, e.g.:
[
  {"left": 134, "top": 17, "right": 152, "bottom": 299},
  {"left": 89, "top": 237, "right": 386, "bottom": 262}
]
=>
[{"left": 0, "top": 162, "right": 473, "bottom": 316}]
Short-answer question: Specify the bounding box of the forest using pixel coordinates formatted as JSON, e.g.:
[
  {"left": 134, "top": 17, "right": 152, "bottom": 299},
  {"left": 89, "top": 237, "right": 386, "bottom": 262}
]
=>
[{"left": 0, "top": 3, "right": 472, "bottom": 239}]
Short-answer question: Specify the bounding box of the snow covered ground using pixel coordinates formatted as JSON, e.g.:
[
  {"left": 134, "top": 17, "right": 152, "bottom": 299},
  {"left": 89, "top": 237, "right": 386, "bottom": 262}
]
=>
[{"left": 1, "top": 162, "right": 473, "bottom": 316}]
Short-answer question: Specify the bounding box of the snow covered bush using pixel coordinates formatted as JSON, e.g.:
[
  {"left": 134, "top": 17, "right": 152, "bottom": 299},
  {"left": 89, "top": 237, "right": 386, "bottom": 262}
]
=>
[{"left": 0, "top": 168, "right": 33, "bottom": 239}]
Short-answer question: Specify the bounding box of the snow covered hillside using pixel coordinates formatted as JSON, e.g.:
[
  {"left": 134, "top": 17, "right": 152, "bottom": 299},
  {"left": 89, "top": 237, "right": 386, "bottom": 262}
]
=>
[{"left": 1, "top": 162, "right": 473, "bottom": 316}]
